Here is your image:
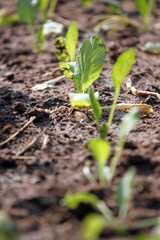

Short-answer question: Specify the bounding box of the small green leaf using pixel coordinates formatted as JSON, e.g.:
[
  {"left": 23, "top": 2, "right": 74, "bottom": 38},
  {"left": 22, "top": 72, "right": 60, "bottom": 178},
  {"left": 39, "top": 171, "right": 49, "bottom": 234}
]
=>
[
  {"left": 116, "top": 167, "right": 136, "bottom": 217},
  {"left": 66, "top": 21, "right": 78, "bottom": 62},
  {"left": 80, "top": 0, "right": 93, "bottom": 8},
  {"left": 88, "top": 139, "right": 111, "bottom": 167},
  {"left": 119, "top": 107, "right": 140, "bottom": 142},
  {"left": 62, "top": 192, "right": 98, "bottom": 209},
  {"left": 112, "top": 49, "right": 135, "bottom": 93},
  {"left": 16, "top": 0, "right": 39, "bottom": 26},
  {"left": 89, "top": 89, "right": 102, "bottom": 122},
  {"left": 59, "top": 62, "right": 75, "bottom": 79},
  {"left": 0, "top": 211, "right": 18, "bottom": 240},
  {"left": 69, "top": 92, "right": 99, "bottom": 109},
  {"left": 134, "top": 0, "right": 149, "bottom": 17},
  {"left": 81, "top": 213, "right": 106, "bottom": 240},
  {"left": 73, "top": 35, "right": 106, "bottom": 93}
]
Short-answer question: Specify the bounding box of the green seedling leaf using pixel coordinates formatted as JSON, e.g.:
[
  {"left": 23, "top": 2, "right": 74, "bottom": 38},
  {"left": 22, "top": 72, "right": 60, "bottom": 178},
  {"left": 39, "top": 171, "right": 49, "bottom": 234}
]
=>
[
  {"left": 116, "top": 167, "right": 136, "bottom": 217},
  {"left": 112, "top": 49, "right": 135, "bottom": 93},
  {"left": 59, "top": 62, "right": 75, "bottom": 79},
  {"left": 81, "top": 213, "right": 107, "bottom": 240},
  {"left": 16, "top": 0, "right": 39, "bottom": 26},
  {"left": 62, "top": 192, "right": 98, "bottom": 209},
  {"left": 134, "top": 0, "right": 149, "bottom": 18},
  {"left": 0, "top": 211, "right": 18, "bottom": 240},
  {"left": 88, "top": 139, "right": 111, "bottom": 167},
  {"left": 39, "top": 0, "right": 50, "bottom": 20},
  {"left": 66, "top": 21, "right": 78, "bottom": 62},
  {"left": 69, "top": 91, "right": 99, "bottom": 109},
  {"left": 89, "top": 89, "right": 102, "bottom": 122},
  {"left": 73, "top": 35, "right": 106, "bottom": 93},
  {"left": 80, "top": 0, "right": 93, "bottom": 8},
  {"left": 119, "top": 107, "right": 140, "bottom": 143}
]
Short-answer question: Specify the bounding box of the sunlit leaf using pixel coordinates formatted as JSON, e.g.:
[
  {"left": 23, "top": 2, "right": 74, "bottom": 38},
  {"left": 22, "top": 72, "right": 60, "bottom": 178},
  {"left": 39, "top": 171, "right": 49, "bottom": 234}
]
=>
[
  {"left": 66, "top": 21, "right": 78, "bottom": 62},
  {"left": 16, "top": 0, "right": 39, "bottom": 26},
  {"left": 62, "top": 192, "right": 98, "bottom": 209},
  {"left": 81, "top": 213, "right": 106, "bottom": 240},
  {"left": 73, "top": 35, "right": 106, "bottom": 93},
  {"left": 88, "top": 139, "right": 111, "bottom": 167},
  {"left": 134, "top": 0, "right": 149, "bottom": 17},
  {"left": 89, "top": 89, "right": 102, "bottom": 122},
  {"left": 116, "top": 167, "right": 136, "bottom": 217},
  {"left": 112, "top": 49, "right": 135, "bottom": 93}
]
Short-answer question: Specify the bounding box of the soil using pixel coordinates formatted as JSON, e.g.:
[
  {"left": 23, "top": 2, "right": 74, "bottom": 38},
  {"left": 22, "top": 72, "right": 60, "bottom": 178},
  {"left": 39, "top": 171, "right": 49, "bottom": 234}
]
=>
[{"left": 0, "top": 0, "right": 160, "bottom": 240}]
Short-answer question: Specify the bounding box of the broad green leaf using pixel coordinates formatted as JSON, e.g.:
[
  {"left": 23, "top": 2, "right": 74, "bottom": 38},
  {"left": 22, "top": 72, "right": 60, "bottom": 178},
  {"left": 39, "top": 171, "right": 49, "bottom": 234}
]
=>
[
  {"left": 66, "top": 21, "right": 78, "bottom": 62},
  {"left": 62, "top": 192, "right": 98, "bottom": 209},
  {"left": 89, "top": 89, "right": 102, "bottom": 122},
  {"left": 81, "top": 213, "right": 106, "bottom": 240},
  {"left": 59, "top": 62, "right": 75, "bottom": 79},
  {"left": 55, "top": 37, "right": 70, "bottom": 62},
  {"left": 116, "top": 167, "right": 136, "bottom": 217},
  {"left": 69, "top": 92, "right": 99, "bottom": 109},
  {"left": 112, "top": 49, "right": 135, "bottom": 93},
  {"left": 134, "top": 0, "right": 149, "bottom": 17},
  {"left": 39, "top": 0, "right": 50, "bottom": 13},
  {"left": 73, "top": 35, "right": 106, "bottom": 93},
  {"left": 119, "top": 107, "right": 140, "bottom": 142},
  {"left": 80, "top": 0, "right": 93, "bottom": 7},
  {"left": 16, "top": 0, "right": 39, "bottom": 26},
  {"left": 88, "top": 139, "right": 111, "bottom": 167}
]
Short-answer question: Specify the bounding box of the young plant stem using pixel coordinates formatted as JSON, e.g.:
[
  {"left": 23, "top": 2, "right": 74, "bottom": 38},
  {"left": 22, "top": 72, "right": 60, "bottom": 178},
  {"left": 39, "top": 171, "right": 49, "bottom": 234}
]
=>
[
  {"left": 29, "top": 25, "right": 38, "bottom": 52},
  {"left": 108, "top": 139, "right": 124, "bottom": 184},
  {"left": 106, "top": 90, "right": 119, "bottom": 135},
  {"left": 98, "top": 165, "right": 105, "bottom": 185},
  {"left": 48, "top": 0, "right": 58, "bottom": 18}
]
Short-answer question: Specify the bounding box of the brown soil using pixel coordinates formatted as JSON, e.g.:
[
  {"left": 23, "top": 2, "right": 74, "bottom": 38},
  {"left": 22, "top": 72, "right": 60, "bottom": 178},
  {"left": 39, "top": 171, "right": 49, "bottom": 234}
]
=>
[{"left": 0, "top": 0, "right": 160, "bottom": 240}]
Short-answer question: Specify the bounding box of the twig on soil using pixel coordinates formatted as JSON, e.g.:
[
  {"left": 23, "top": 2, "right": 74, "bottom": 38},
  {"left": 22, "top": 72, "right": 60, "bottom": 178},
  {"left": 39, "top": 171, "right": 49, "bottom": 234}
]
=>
[
  {"left": 126, "top": 78, "right": 160, "bottom": 101},
  {"left": 16, "top": 134, "right": 40, "bottom": 156},
  {"left": 42, "top": 134, "right": 49, "bottom": 150},
  {"left": 45, "top": 106, "right": 70, "bottom": 114},
  {"left": 0, "top": 116, "right": 36, "bottom": 147},
  {"left": 42, "top": 67, "right": 61, "bottom": 77}
]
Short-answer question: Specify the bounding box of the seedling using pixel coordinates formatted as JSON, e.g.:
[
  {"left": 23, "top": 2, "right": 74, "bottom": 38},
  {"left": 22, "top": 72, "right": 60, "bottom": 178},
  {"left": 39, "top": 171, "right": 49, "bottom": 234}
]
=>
[
  {"left": 87, "top": 101, "right": 139, "bottom": 185},
  {"left": 80, "top": 0, "right": 93, "bottom": 8},
  {"left": 134, "top": 0, "right": 156, "bottom": 30},
  {"left": 55, "top": 21, "right": 78, "bottom": 62},
  {"left": 16, "top": 0, "right": 44, "bottom": 52},
  {"left": 63, "top": 167, "right": 136, "bottom": 239},
  {"left": 60, "top": 35, "right": 106, "bottom": 108}
]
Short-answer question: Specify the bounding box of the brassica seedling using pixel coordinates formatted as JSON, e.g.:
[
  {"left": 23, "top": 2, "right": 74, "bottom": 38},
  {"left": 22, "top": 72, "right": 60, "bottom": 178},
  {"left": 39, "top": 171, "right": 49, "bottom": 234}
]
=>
[
  {"left": 134, "top": 0, "right": 156, "bottom": 30},
  {"left": 106, "top": 48, "right": 135, "bottom": 134},
  {"left": 16, "top": 0, "right": 45, "bottom": 51},
  {"left": 55, "top": 21, "right": 78, "bottom": 62},
  {"left": 80, "top": 0, "right": 93, "bottom": 8}
]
